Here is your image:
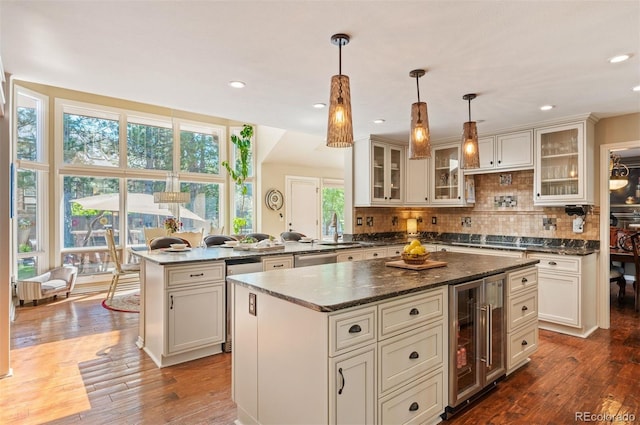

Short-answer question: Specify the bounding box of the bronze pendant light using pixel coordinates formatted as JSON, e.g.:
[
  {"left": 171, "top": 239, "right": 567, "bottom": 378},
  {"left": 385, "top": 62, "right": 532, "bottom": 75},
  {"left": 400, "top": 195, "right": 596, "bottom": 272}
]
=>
[
  {"left": 326, "top": 33, "right": 353, "bottom": 148},
  {"left": 408, "top": 69, "right": 431, "bottom": 159},
  {"left": 461, "top": 93, "right": 480, "bottom": 169}
]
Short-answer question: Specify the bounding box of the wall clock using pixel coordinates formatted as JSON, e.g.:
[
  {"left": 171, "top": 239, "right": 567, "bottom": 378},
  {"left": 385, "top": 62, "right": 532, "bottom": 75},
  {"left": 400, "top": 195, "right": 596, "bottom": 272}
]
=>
[{"left": 265, "top": 189, "right": 284, "bottom": 211}]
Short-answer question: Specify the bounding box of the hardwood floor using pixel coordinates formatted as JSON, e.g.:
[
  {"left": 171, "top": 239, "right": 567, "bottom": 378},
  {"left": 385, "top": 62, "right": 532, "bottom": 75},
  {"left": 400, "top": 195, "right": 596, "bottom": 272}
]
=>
[{"left": 2, "top": 285, "right": 638, "bottom": 425}]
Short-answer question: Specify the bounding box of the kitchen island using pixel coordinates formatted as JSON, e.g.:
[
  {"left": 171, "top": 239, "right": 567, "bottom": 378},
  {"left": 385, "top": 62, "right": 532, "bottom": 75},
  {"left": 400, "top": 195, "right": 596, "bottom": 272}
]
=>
[{"left": 228, "top": 251, "right": 539, "bottom": 425}]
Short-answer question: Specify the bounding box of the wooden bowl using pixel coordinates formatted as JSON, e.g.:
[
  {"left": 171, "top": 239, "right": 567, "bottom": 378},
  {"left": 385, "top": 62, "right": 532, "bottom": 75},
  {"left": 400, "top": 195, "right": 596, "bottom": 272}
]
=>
[{"left": 401, "top": 252, "right": 429, "bottom": 265}]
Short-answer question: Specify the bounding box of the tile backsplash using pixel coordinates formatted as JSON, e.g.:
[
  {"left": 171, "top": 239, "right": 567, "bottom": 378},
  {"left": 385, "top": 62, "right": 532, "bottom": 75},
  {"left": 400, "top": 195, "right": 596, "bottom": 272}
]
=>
[{"left": 352, "top": 170, "right": 600, "bottom": 241}]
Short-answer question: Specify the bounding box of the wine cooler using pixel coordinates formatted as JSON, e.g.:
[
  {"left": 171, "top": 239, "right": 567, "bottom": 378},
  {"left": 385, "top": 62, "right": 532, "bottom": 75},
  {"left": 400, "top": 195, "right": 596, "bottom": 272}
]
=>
[{"left": 443, "top": 274, "right": 506, "bottom": 419}]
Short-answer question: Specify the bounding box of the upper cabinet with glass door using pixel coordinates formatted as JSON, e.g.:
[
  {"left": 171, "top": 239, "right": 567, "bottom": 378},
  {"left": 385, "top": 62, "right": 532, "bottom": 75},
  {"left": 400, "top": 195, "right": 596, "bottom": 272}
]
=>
[
  {"left": 534, "top": 119, "right": 595, "bottom": 206},
  {"left": 430, "top": 142, "right": 473, "bottom": 206},
  {"left": 353, "top": 137, "right": 404, "bottom": 206}
]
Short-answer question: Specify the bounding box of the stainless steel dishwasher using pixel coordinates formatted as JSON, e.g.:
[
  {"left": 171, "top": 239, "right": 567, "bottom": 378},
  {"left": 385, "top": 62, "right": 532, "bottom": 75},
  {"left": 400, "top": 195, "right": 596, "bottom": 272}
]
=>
[
  {"left": 294, "top": 251, "right": 338, "bottom": 267},
  {"left": 225, "top": 258, "right": 263, "bottom": 352}
]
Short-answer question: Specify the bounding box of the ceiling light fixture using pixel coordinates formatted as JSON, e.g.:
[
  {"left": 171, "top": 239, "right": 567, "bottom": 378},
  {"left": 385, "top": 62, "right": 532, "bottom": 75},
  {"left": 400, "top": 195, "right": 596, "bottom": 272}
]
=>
[
  {"left": 633, "top": 85, "right": 640, "bottom": 92},
  {"left": 326, "top": 33, "right": 353, "bottom": 148},
  {"left": 408, "top": 69, "right": 431, "bottom": 160},
  {"left": 313, "top": 103, "right": 326, "bottom": 109},
  {"left": 609, "top": 54, "right": 631, "bottom": 64},
  {"left": 229, "top": 81, "right": 246, "bottom": 88},
  {"left": 373, "top": 119, "right": 385, "bottom": 124},
  {"left": 609, "top": 153, "right": 630, "bottom": 191},
  {"left": 540, "top": 105, "right": 554, "bottom": 111},
  {"left": 461, "top": 93, "right": 480, "bottom": 169}
]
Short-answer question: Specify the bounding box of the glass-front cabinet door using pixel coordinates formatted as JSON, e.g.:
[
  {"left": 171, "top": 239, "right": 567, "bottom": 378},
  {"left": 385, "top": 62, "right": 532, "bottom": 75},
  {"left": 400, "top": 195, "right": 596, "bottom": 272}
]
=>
[
  {"left": 371, "top": 141, "right": 403, "bottom": 204},
  {"left": 534, "top": 121, "right": 593, "bottom": 206},
  {"left": 431, "top": 143, "right": 463, "bottom": 205}
]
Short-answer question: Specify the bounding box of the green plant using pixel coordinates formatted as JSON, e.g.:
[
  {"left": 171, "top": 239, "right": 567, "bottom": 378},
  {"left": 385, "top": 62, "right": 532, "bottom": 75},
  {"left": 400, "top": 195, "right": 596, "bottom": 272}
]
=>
[{"left": 222, "top": 124, "right": 253, "bottom": 234}]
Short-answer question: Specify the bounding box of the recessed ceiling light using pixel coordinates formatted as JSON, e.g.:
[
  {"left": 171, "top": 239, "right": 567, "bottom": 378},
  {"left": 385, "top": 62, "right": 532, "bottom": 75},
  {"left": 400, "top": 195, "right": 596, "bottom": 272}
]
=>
[
  {"left": 633, "top": 85, "right": 640, "bottom": 92},
  {"left": 313, "top": 103, "right": 326, "bottom": 109},
  {"left": 229, "top": 81, "right": 246, "bottom": 88},
  {"left": 608, "top": 54, "right": 631, "bottom": 64},
  {"left": 540, "top": 105, "right": 555, "bottom": 111},
  {"left": 373, "top": 119, "right": 385, "bottom": 124}
]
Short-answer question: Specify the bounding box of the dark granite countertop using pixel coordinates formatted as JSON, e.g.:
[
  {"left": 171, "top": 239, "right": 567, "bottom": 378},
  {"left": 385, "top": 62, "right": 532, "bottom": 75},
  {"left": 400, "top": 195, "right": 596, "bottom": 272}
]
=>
[{"left": 226, "top": 251, "right": 540, "bottom": 312}]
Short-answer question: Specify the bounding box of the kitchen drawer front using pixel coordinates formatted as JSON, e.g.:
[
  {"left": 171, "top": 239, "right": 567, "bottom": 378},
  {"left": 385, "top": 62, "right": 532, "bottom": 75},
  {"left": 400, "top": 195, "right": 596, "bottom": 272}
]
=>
[
  {"left": 378, "top": 368, "right": 444, "bottom": 425},
  {"left": 363, "top": 248, "right": 387, "bottom": 260},
  {"left": 507, "top": 288, "right": 538, "bottom": 332},
  {"left": 378, "top": 322, "right": 443, "bottom": 395},
  {"left": 167, "top": 262, "right": 225, "bottom": 287},
  {"left": 329, "top": 306, "right": 377, "bottom": 356},
  {"left": 262, "top": 255, "right": 294, "bottom": 271},
  {"left": 507, "top": 267, "right": 538, "bottom": 296},
  {"left": 386, "top": 245, "right": 405, "bottom": 257},
  {"left": 507, "top": 322, "right": 538, "bottom": 370},
  {"left": 378, "top": 288, "right": 445, "bottom": 339},
  {"left": 337, "top": 250, "right": 364, "bottom": 262},
  {"left": 527, "top": 253, "right": 580, "bottom": 273}
]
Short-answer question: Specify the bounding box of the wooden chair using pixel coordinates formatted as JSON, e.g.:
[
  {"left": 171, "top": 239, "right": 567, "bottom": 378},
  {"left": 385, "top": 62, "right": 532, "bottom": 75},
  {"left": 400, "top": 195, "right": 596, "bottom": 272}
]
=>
[
  {"left": 629, "top": 232, "right": 640, "bottom": 311},
  {"left": 173, "top": 229, "right": 204, "bottom": 248},
  {"left": 105, "top": 228, "right": 141, "bottom": 303},
  {"left": 143, "top": 227, "right": 167, "bottom": 247}
]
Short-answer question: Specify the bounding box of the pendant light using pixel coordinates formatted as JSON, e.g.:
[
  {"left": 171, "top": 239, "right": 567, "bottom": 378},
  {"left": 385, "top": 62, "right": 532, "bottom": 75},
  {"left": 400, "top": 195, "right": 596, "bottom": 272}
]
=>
[
  {"left": 326, "top": 33, "right": 353, "bottom": 148},
  {"left": 609, "top": 153, "right": 630, "bottom": 190},
  {"left": 408, "top": 69, "right": 431, "bottom": 159},
  {"left": 461, "top": 93, "right": 480, "bottom": 169}
]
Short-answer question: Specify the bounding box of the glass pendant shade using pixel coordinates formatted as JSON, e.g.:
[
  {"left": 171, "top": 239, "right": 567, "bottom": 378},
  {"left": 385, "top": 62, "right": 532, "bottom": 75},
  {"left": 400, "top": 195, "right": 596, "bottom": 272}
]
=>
[
  {"left": 609, "top": 154, "right": 629, "bottom": 190},
  {"left": 462, "top": 121, "right": 480, "bottom": 169},
  {"left": 326, "top": 74, "right": 353, "bottom": 147},
  {"left": 409, "top": 101, "right": 431, "bottom": 159},
  {"left": 609, "top": 177, "right": 629, "bottom": 191}
]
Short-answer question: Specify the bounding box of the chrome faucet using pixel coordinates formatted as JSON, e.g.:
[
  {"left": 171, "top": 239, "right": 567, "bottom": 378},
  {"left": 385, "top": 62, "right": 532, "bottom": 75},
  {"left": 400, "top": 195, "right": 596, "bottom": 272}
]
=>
[{"left": 330, "top": 212, "right": 338, "bottom": 242}]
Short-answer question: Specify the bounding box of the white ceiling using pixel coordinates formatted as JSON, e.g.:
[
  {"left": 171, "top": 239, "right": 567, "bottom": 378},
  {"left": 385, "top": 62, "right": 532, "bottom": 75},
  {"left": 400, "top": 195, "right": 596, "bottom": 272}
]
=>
[{"left": 2, "top": 1, "right": 639, "bottom": 168}]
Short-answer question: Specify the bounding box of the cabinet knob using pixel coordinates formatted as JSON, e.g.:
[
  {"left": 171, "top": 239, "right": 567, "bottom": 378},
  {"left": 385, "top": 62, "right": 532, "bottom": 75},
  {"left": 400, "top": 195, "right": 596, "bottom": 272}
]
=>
[
  {"left": 372, "top": 253, "right": 378, "bottom": 257},
  {"left": 548, "top": 261, "right": 557, "bottom": 266},
  {"left": 521, "top": 277, "right": 528, "bottom": 283},
  {"left": 536, "top": 193, "right": 541, "bottom": 197},
  {"left": 409, "top": 351, "right": 420, "bottom": 359},
  {"left": 522, "top": 305, "right": 528, "bottom": 311},
  {"left": 521, "top": 340, "right": 528, "bottom": 346},
  {"left": 490, "top": 161, "right": 493, "bottom": 165},
  {"left": 498, "top": 160, "right": 502, "bottom": 164},
  {"left": 347, "top": 256, "right": 354, "bottom": 260},
  {"left": 425, "top": 197, "right": 428, "bottom": 201},
  {"left": 409, "top": 308, "right": 420, "bottom": 316},
  {"left": 409, "top": 402, "right": 420, "bottom": 412},
  {"left": 348, "top": 324, "right": 362, "bottom": 334}
]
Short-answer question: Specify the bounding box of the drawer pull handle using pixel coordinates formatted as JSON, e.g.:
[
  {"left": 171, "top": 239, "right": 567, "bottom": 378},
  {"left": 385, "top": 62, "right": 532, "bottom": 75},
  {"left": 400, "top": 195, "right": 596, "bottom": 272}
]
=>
[
  {"left": 190, "top": 273, "right": 204, "bottom": 277},
  {"left": 409, "top": 402, "right": 419, "bottom": 412},
  {"left": 548, "top": 261, "right": 557, "bottom": 266},
  {"left": 348, "top": 324, "right": 362, "bottom": 334},
  {"left": 338, "top": 368, "right": 345, "bottom": 394},
  {"left": 521, "top": 277, "right": 528, "bottom": 283},
  {"left": 170, "top": 295, "right": 174, "bottom": 310},
  {"left": 409, "top": 351, "right": 419, "bottom": 359},
  {"left": 273, "top": 264, "right": 284, "bottom": 268},
  {"left": 521, "top": 340, "right": 528, "bottom": 346},
  {"left": 409, "top": 308, "right": 420, "bottom": 316},
  {"left": 522, "top": 305, "right": 528, "bottom": 311}
]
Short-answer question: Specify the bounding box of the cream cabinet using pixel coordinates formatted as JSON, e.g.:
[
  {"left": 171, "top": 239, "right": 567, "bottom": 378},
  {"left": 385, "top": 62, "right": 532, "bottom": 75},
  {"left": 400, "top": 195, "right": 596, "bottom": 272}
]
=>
[
  {"left": 233, "top": 284, "right": 448, "bottom": 425},
  {"left": 262, "top": 254, "right": 293, "bottom": 271},
  {"left": 526, "top": 252, "right": 597, "bottom": 338},
  {"left": 337, "top": 249, "right": 364, "bottom": 262},
  {"left": 144, "top": 261, "right": 226, "bottom": 367},
  {"left": 405, "top": 157, "right": 430, "bottom": 205},
  {"left": 505, "top": 267, "right": 538, "bottom": 374},
  {"left": 438, "top": 244, "right": 524, "bottom": 258},
  {"left": 430, "top": 142, "right": 475, "bottom": 206},
  {"left": 466, "top": 130, "right": 534, "bottom": 174},
  {"left": 353, "top": 137, "right": 405, "bottom": 206},
  {"left": 534, "top": 119, "right": 595, "bottom": 206}
]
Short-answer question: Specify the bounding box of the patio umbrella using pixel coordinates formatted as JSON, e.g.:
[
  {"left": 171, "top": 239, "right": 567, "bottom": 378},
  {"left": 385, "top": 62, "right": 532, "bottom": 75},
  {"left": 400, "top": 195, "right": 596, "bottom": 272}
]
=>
[{"left": 72, "top": 193, "right": 206, "bottom": 222}]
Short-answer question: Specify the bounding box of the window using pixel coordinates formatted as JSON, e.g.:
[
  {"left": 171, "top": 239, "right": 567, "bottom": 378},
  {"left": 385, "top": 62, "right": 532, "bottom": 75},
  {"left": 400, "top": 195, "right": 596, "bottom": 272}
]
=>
[
  {"left": 181, "top": 180, "right": 223, "bottom": 232},
  {"left": 322, "top": 179, "right": 344, "bottom": 240},
  {"left": 127, "top": 116, "right": 173, "bottom": 170},
  {"left": 180, "top": 122, "right": 221, "bottom": 175},
  {"left": 63, "top": 108, "right": 119, "bottom": 167}
]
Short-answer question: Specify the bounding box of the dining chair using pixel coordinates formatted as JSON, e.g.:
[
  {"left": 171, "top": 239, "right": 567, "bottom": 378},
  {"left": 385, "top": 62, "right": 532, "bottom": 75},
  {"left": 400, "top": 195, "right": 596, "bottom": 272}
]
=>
[
  {"left": 204, "top": 235, "right": 238, "bottom": 247},
  {"left": 143, "top": 227, "right": 167, "bottom": 247},
  {"left": 173, "top": 229, "right": 204, "bottom": 248},
  {"left": 149, "top": 236, "right": 191, "bottom": 250},
  {"left": 105, "top": 228, "right": 141, "bottom": 303},
  {"left": 280, "top": 231, "right": 306, "bottom": 242},
  {"left": 244, "top": 233, "right": 272, "bottom": 241},
  {"left": 629, "top": 232, "right": 640, "bottom": 312}
]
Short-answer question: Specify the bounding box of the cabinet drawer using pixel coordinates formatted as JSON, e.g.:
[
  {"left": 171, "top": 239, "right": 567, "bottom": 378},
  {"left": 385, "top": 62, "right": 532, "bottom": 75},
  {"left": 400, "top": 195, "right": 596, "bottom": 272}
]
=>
[
  {"left": 378, "top": 368, "right": 444, "bottom": 425},
  {"left": 508, "top": 267, "right": 538, "bottom": 295},
  {"left": 507, "top": 289, "right": 538, "bottom": 332},
  {"left": 379, "top": 288, "right": 445, "bottom": 339},
  {"left": 329, "top": 306, "right": 377, "bottom": 356},
  {"left": 337, "top": 250, "right": 364, "bottom": 262},
  {"left": 167, "top": 262, "right": 225, "bottom": 287},
  {"left": 386, "top": 245, "right": 405, "bottom": 257},
  {"left": 363, "top": 248, "right": 387, "bottom": 260},
  {"left": 507, "top": 322, "right": 538, "bottom": 370},
  {"left": 262, "top": 255, "right": 293, "bottom": 271},
  {"left": 528, "top": 253, "right": 579, "bottom": 273},
  {"left": 378, "top": 322, "right": 443, "bottom": 395}
]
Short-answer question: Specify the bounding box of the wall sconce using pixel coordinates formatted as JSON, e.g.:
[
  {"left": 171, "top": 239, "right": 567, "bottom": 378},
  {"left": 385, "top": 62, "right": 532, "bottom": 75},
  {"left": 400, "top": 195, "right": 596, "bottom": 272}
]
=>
[
  {"left": 461, "top": 93, "right": 480, "bottom": 169},
  {"left": 407, "top": 218, "right": 418, "bottom": 236},
  {"left": 408, "top": 69, "right": 431, "bottom": 159},
  {"left": 609, "top": 153, "right": 629, "bottom": 191},
  {"left": 326, "top": 33, "right": 353, "bottom": 148}
]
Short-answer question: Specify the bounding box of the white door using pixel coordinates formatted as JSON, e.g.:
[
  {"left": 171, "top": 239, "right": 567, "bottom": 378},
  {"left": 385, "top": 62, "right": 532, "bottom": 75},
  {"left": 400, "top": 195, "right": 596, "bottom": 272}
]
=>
[{"left": 285, "top": 176, "right": 320, "bottom": 239}]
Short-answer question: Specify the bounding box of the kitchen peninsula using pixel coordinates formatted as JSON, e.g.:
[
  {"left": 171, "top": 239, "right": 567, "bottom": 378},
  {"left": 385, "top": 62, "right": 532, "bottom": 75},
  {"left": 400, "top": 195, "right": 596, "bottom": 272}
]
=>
[{"left": 228, "top": 251, "right": 539, "bottom": 425}]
